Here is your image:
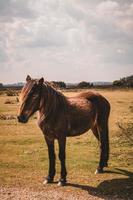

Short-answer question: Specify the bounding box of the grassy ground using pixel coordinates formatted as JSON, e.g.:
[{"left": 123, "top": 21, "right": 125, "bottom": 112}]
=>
[{"left": 0, "top": 89, "right": 133, "bottom": 199}]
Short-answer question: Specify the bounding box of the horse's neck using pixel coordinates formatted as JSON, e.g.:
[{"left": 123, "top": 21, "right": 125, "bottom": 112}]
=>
[{"left": 38, "top": 84, "right": 67, "bottom": 123}]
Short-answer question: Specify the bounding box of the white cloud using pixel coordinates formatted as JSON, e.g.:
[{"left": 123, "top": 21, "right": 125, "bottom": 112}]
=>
[
  {"left": 98, "top": 0, "right": 118, "bottom": 10},
  {"left": 0, "top": 0, "right": 133, "bottom": 83},
  {"left": 0, "top": 0, "right": 36, "bottom": 22},
  {"left": 0, "top": 47, "right": 8, "bottom": 62}
]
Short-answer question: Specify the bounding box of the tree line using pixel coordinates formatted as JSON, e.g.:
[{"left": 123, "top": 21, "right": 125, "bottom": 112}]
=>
[
  {"left": 51, "top": 81, "right": 93, "bottom": 89},
  {"left": 113, "top": 75, "right": 133, "bottom": 87},
  {"left": 0, "top": 74, "right": 133, "bottom": 89}
]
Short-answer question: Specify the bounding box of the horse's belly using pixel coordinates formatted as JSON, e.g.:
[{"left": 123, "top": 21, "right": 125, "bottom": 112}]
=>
[{"left": 67, "top": 127, "right": 90, "bottom": 137}]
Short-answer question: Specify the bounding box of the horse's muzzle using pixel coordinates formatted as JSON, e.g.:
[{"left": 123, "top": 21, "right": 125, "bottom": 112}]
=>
[{"left": 17, "top": 115, "right": 28, "bottom": 123}]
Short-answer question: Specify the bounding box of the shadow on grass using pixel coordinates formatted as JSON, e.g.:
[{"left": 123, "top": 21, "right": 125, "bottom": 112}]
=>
[{"left": 67, "top": 168, "right": 133, "bottom": 199}]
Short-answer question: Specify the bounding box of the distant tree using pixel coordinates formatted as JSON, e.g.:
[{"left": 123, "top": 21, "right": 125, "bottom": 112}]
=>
[
  {"left": 126, "top": 75, "right": 133, "bottom": 87},
  {"left": 90, "top": 83, "right": 94, "bottom": 87},
  {"left": 77, "top": 81, "right": 91, "bottom": 88},
  {"left": 113, "top": 75, "right": 133, "bottom": 87},
  {"left": 52, "top": 81, "right": 66, "bottom": 89},
  {"left": 0, "top": 83, "right": 3, "bottom": 88},
  {"left": 113, "top": 80, "right": 123, "bottom": 86}
]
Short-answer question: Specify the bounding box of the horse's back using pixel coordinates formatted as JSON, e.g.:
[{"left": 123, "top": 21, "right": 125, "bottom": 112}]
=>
[{"left": 77, "top": 91, "right": 110, "bottom": 111}]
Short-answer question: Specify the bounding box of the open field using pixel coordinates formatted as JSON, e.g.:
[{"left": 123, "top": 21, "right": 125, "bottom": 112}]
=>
[{"left": 0, "top": 89, "right": 133, "bottom": 199}]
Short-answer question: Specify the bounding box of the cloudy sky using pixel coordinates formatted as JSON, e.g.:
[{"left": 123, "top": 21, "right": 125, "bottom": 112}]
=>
[{"left": 0, "top": 0, "right": 133, "bottom": 84}]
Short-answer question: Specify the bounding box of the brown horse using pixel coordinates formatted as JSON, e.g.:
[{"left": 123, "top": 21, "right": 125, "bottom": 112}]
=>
[{"left": 18, "top": 75, "right": 110, "bottom": 186}]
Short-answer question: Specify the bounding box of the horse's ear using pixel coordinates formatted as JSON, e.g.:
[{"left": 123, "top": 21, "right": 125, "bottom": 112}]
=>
[
  {"left": 26, "top": 75, "right": 31, "bottom": 82},
  {"left": 38, "top": 77, "right": 44, "bottom": 84}
]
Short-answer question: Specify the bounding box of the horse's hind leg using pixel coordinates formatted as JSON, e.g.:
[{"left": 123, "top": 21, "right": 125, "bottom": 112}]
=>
[
  {"left": 91, "top": 123, "right": 109, "bottom": 174},
  {"left": 91, "top": 125, "right": 100, "bottom": 141},
  {"left": 97, "top": 123, "right": 109, "bottom": 174},
  {"left": 91, "top": 126, "right": 103, "bottom": 173}
]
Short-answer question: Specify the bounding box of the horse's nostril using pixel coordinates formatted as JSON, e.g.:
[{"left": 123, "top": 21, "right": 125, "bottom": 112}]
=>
[{"left": 17, "top": 115, "right": 28, "bottom": 123}]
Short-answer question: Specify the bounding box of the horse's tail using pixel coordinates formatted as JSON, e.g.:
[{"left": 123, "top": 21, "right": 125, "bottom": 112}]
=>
[{"left": 87, "top": 94, "right": 110, "bottom": 168}]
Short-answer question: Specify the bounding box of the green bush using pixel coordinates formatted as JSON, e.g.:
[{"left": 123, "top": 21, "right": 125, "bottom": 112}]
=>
[{"left": 6, "top": 90, "right": 17, "bottom": 96}]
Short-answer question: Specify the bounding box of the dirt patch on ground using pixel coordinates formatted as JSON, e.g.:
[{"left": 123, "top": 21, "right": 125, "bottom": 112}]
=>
[
  {"left": 0, "top": 186, "right": 122, "bottom": 200},
  {"left": 0, "top": 114, "right": 16, "bottom": 120}
]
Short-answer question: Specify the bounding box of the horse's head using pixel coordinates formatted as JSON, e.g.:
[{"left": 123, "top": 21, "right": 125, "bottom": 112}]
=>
[{"left": 17, "top": 75, "right": 44, "bottom": 123}]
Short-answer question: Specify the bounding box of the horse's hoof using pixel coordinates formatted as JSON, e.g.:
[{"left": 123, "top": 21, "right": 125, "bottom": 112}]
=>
[
  {"left": 95, "top": 168, "right": 104, "bottom": 174},
  {"left": 43, "top": 177, "right": 53, "bottom": 185},
  {"left": 58, "top": 179, "right": 66, "bottom": 186}
]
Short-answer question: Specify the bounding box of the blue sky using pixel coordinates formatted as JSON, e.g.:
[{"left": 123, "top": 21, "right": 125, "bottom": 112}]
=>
[{"left": 0, "top": 0, "right": 133, "bottom": 83}]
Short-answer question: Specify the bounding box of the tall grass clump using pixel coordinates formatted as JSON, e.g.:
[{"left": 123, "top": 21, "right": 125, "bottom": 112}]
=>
[{"left": 117, "top": 122, "right": 133, "bottom": 146}]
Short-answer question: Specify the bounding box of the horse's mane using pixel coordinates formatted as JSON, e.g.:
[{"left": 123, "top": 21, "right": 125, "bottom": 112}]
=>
[{"left": 40, "top": 81, "right": 68, "bottom": 124}]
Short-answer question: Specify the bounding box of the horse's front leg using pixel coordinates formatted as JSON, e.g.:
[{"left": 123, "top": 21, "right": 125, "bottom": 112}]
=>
[
  {"left": 43, "top": 137, "right": 56, "bottom": 184},
  {"left": 58, "top": 137, "right": 67, "bottom": 186}
]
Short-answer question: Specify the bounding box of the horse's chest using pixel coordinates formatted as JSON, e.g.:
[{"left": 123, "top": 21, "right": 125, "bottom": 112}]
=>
[
  {"left": 39, "top": 122, "right": 57, "bottom": 140},
  {"left": 39, "top": 120, "right": 66, "bottom": 140}
]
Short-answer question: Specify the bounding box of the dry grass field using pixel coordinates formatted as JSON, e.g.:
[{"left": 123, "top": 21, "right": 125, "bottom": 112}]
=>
[{"left": 0, "top": 89, "right": 133, "bottom": 199}]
